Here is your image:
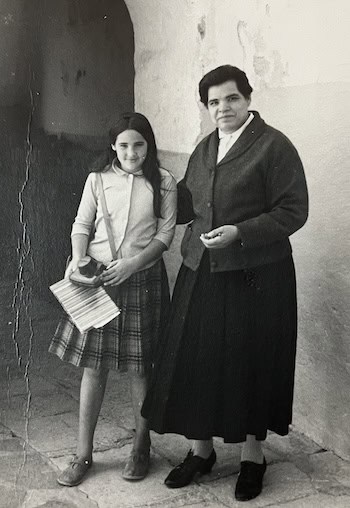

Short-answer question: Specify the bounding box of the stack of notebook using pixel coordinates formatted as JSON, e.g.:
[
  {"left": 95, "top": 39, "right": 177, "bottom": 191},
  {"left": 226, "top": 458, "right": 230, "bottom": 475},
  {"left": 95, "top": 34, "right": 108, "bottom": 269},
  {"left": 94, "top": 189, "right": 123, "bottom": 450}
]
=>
[{"left": 50, "top": 278, "right": 120, "bottom": 333}]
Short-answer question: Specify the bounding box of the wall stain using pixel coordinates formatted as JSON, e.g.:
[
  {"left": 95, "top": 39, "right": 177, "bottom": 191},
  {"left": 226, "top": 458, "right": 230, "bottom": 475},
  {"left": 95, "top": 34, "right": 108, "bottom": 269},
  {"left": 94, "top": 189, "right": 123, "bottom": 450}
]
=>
[
  {"left": 60, "top": 61, "right": 69, "bottom": 96},
  {"left": 237, "top": 18, "right": 287, "bottom": 89},
  {"left": 197, "top": 16, "right": 206, "bottom": 40},
  {"left": 75, "top": 68, "right": 86, "bottom": 86},
  {"left": 253, "top": 55, "right": 270, "bottom": 79}
]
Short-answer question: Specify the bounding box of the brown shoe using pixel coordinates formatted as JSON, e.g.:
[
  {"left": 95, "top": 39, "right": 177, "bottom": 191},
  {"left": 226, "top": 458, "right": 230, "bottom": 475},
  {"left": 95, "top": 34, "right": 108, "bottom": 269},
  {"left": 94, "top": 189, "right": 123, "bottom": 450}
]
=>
[
  {"left": 122, "top": 449, "right": 150, "bottom": 481},
  {"left": 57, "top": 456, "right": 92, "bottom": 487}
]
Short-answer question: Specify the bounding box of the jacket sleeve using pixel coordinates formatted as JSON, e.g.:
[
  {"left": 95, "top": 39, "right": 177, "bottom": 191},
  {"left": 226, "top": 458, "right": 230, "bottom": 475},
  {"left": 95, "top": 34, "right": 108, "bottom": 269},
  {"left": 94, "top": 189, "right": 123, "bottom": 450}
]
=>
[
  {"left": 236, "top": 135, "right": 309, "bottom": 248},
  {"left": 177, "top": 177, "right": 195, "bottom": 224}
]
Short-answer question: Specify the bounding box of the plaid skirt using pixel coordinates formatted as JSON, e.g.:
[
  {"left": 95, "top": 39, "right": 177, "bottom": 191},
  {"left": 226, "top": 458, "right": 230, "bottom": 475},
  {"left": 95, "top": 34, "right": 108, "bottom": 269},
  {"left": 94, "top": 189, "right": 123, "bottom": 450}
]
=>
[{"left": 49, "top": 259, "right": 169, "bottom": 373}]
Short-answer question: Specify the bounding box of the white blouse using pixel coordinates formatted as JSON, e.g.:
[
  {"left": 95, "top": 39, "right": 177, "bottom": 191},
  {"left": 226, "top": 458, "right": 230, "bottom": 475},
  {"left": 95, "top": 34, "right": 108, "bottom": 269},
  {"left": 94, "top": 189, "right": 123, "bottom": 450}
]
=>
[{"left": 217, "top": 113, "right": 254, "bottom": 163}]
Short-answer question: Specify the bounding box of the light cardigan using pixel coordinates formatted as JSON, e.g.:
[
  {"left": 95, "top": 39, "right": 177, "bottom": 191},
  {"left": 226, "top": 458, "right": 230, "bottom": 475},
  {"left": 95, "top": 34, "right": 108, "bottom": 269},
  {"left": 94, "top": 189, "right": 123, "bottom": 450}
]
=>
[
  {"left": 72, "top": 164, "right": 177, "bottom": 266},
  {"left": 178, "top": 111, "right": 309, "bottom": 272}
]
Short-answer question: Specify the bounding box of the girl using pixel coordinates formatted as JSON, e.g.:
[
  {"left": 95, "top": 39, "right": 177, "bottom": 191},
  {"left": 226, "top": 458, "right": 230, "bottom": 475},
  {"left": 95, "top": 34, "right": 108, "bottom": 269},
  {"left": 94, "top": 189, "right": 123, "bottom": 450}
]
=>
[{"left": 49, "top": 112, "right": 177, "bottom": 486}]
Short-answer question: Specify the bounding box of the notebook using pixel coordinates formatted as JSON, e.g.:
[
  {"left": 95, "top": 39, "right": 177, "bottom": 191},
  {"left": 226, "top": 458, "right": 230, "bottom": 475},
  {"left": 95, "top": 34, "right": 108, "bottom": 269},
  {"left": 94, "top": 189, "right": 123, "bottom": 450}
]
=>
[{"left": 50, "top": 278, "right": 120, "bottom": 333}]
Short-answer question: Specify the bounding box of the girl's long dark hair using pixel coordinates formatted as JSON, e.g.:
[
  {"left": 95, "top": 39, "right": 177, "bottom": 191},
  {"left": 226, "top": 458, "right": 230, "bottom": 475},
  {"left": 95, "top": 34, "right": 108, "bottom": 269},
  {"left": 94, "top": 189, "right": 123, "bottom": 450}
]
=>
[{"left": 91, "top": 112, "right": 162, "bottom": 218}]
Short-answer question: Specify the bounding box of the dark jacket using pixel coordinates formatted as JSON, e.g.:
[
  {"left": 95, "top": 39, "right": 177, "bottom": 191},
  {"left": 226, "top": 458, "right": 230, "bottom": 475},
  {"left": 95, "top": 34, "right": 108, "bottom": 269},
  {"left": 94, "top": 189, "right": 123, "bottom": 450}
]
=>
[{"left": 178, "top": 111, "right": 309, "bottom": 272}]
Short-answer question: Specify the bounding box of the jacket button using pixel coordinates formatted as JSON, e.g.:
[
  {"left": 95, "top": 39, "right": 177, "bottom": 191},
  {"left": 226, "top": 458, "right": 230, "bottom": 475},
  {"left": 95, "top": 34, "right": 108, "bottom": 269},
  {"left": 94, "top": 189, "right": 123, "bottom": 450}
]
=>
[
  {"left": 211, "top": 260, "right": 217, "bottom": 268},
  {"left": 207, "top": 201, "right": 212, "bottom": 208}
]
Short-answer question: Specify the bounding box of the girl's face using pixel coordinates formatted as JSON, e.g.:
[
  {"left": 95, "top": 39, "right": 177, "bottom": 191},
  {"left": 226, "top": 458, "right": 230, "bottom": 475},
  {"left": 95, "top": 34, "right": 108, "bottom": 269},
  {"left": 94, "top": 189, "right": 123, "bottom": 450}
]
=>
[{"left": 111, "top": 129, "right": 148, "bottom": 174}]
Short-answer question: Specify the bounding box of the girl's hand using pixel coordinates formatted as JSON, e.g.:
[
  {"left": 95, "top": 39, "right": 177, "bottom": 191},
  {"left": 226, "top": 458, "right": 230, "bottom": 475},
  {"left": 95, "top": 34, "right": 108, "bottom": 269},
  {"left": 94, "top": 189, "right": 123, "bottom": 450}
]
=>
[
  {"left": 200, "top": 225, "right": 240, "bottom": 249},
  {"left": 101, "top": 258, "right": 137, "bottom": 286},
  {"left": 65, "top": 258, "right": 80, "bottom": 278}
]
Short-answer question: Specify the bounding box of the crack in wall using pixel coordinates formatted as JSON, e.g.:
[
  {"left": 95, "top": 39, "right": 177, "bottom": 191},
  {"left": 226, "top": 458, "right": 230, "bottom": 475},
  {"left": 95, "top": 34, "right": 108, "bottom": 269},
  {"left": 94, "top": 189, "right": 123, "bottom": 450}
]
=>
[{"left": 10, "top": 65, "right": 35, "bottom": 494}]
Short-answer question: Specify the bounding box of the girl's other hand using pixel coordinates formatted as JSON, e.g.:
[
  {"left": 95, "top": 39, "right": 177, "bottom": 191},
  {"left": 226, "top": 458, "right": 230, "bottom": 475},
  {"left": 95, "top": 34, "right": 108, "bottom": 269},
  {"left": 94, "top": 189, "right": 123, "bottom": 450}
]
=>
[
  {"left": 102, "top": 258, "right": 136, "bottom": 286},
  {"left": 200, "top": 225, "right": 240, "bottom": 249}
]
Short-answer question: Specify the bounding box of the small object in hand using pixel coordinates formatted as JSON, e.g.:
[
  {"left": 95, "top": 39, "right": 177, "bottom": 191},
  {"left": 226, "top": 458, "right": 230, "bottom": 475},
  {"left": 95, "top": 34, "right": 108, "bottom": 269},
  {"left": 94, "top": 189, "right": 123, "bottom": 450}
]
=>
[
  {"left": 203, "top": 232, "right": 223, "bottom": 239},
  {"left": 69, "top": 256, "right": 106, "bottom": 288}
]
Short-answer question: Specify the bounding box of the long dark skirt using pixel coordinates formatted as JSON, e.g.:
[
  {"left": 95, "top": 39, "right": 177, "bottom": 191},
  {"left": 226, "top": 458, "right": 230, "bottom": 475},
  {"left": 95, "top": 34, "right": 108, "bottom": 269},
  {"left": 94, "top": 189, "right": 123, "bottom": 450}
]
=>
[{"left": 142, "top": 252, "right": 297, "bottom": 442}]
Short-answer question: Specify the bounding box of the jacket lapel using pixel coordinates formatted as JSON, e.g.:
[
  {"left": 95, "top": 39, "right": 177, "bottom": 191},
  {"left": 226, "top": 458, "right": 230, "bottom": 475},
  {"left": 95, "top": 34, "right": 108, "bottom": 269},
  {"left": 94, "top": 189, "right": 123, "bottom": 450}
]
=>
[
  {"left": 204, "top": 130, "right": 219, "bottom": 172},
  {"left": 217, "top": 111, "right": 265, "bottom": 166}
]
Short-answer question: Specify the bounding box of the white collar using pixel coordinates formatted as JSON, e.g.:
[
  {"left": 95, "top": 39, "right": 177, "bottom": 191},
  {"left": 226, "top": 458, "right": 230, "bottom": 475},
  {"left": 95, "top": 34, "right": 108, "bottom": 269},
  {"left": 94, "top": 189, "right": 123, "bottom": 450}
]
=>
[
  {"left": 112, "top": 158, "right": 143, "bottom": 177},
  {"left": 218, "top": 112, "right": 254, "bottom": 139}
]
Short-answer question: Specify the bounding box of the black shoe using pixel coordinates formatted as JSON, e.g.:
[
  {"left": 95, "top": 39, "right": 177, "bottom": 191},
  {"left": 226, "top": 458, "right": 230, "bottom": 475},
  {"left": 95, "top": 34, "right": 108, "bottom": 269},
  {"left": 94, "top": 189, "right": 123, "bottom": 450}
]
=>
[
  {"left": 235, "top": 458, "right": 267, "bottom": 501},
  {"left": 164, "top": 449, "right": 216, "bottom": 489}
]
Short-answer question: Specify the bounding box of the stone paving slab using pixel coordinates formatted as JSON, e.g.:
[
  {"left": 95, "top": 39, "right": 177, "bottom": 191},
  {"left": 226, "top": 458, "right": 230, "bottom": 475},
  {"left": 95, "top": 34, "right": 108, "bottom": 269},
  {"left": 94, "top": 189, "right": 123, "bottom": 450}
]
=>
[
  {"left": 22, "top": 488, "right": 98, "bottom": 508},
  {"left": 0, "top": 484, "right": 27, "bottom": 508},
  {"left": 3, "top": 391, "right": 78, "bottom": 425},
  {"left": 265, "top": 429, "right": 324, "bottom": 458},
  {"left": 274, "top": 493, "right": 350, "bottom": 507},
  {"left": 22, "top": 413, "right": 132, "bottom": 457},
  {"left": 306, "top": 451, "right": 350, "bottom": 494},
  {"left": 0, "top": 424, "right": 63, "bottom": 508}
]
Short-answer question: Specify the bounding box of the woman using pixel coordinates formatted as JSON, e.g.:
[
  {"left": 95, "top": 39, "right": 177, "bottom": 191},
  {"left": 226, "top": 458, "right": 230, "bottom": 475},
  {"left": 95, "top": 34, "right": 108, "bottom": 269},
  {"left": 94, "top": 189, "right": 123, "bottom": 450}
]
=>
[{"left": 142, "top": 65, "right": 308, "bottom": 501}]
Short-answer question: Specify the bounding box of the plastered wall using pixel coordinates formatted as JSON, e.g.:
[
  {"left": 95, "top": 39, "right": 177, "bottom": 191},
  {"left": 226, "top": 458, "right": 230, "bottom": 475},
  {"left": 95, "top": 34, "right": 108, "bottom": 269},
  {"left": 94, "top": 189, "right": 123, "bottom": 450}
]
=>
[
  {"left": 125, "top": 0, "right": 350, "bottom": 458},
  {"left": 0, "top": 0, "right": 32, "bottom": 106},
  {"left": 38, "top": 0, "right": 134, "bottom": 139}
]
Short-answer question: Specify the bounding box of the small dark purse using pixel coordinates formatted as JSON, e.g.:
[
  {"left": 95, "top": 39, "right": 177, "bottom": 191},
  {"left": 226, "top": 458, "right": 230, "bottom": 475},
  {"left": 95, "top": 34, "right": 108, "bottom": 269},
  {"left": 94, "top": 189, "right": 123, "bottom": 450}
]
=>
[
  {"left": 69, "top": 172, "right": 118, "bottom": 288},
  {"left": 69, "top": 256, "right": 106, "bottom": 288}
]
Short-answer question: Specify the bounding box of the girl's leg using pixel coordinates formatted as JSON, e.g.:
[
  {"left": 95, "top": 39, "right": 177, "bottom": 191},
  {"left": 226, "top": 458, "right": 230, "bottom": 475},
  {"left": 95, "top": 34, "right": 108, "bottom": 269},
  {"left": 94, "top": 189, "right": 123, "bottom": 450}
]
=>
[
  {"left": 129, "top": 371, "right": 150, "bottom": 451},
  {"left": 241, "top": 434, "right": 264, "bottom": 464},
  {"left": 76, "top": 367, "right": 109, "bottom": 459},
  {"left": 122, "top": 371, "right": 150, "bottom": 480},
  {"left": 57, "top": 367, "right": 109, "bottom": 487}
]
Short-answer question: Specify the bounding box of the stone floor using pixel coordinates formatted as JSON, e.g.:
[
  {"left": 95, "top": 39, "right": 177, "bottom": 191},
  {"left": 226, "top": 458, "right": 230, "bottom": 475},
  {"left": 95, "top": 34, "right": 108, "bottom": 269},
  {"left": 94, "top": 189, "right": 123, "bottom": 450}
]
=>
[{"left": 2, "top": 356, "right": 350, "bottom": 508}]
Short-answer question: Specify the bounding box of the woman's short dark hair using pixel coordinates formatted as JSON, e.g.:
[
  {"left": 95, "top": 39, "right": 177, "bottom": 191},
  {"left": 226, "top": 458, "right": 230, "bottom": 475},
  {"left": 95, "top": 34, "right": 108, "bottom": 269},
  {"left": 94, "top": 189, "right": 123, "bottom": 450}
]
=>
[
  {"left": 93, "top": 112, "right": 163, "bottom": 218},
  {"left": 199, "top": 65, "right": 253, "bottom": 106}
]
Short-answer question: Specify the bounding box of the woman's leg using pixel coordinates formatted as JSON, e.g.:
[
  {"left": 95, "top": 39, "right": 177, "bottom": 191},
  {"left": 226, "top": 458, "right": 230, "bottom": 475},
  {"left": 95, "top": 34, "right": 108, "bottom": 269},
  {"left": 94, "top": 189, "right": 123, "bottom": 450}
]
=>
[
  {"left": 235, "top": 434, "right": 266, "bottom": 501},
  {"left": 192, "top": 438, "right": 214, "bottom": 459},
  {"left": 241, "top": 434, "right": 264, "bottom": 464},
  {"left": 164, "top": 436, "right": 216, "bottom": 489},
  {"left": 76, "top": 367, "right": 109, "bottom": 459}
]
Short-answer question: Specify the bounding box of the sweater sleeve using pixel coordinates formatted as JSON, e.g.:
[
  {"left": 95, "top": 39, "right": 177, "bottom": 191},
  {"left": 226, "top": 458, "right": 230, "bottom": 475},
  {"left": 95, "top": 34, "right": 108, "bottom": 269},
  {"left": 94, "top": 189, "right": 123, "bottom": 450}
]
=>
[
  {"left": 71, "top": 173, "right": 97, "bottom": 237},
  {"left": 153, "top": 172, "right": 177, "bottom": 249},
  {"left": 236, "top": 135, "right": 309, "bottom": 248}
]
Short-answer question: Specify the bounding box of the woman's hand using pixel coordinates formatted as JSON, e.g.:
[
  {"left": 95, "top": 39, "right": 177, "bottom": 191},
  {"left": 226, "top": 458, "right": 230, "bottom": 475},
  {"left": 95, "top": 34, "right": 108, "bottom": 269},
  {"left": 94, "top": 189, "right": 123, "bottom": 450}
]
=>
[
  {"left": 101, "top": 258, "right": 137, "bottom": 286},
  {"left": 200, "top": 225, "right": 240, "bottom": 249}
]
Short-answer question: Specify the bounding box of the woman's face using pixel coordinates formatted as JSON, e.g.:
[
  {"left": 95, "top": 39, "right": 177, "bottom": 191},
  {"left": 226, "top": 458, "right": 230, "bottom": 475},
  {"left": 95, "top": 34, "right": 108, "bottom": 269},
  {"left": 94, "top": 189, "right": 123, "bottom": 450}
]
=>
[
  {"left": 111, "top": 129, "right": 148, "bottom": 174},
  {"left": 207, "top": 80, "right": 251, "bottom": 134}
]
